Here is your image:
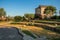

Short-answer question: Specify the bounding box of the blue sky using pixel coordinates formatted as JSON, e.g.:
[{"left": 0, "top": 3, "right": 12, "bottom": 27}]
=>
[{"left": 0, "top": 0, "right": 60, "bottom": 16}]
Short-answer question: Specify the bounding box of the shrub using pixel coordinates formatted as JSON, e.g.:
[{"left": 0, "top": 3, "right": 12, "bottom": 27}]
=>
[
  {"left": 14, "top": 16, "right": 22, "bottom": 22},
  {"left": 27, "top": 23, "right": 34, "bottom": 26}
]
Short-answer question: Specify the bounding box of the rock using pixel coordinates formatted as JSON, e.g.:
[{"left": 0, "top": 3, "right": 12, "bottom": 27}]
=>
[
  {"left": 0, "top": 27, "right": 23, "bottom": 40},
  {"left": 55, "top": 24, "right": 57, "bottom": 26}
]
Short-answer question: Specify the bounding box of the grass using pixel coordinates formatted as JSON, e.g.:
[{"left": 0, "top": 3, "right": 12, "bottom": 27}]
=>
[
  {"left": 0, "top": 21, "right": 60, "bottom": 39},
  {"left": 10, "top": 22, "right": 20, "bottom": 24},
  {"left": 34, "top": 20, "right": 56, "bottom": 22},
  {"left": 56, "top": 25, "right": 60, "bottom": 29},
  {"left": 49, "top": 37, "right": 60, "bottom": 40},
  {"left": 21, "top": 25, "right": 60, "bottom": 39},
  {"left": 56, "top": 19, "right": 60, "bottom": 22},
  {"left": 22, "top": 30, "right": 36, "bottom": 38}
]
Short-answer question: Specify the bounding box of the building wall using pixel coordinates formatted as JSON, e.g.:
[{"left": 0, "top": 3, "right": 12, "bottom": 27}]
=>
[
  {"left": 35, "top": 8, "right": 41, "bottom": 19},
  {"left": 35, "top": 5, "right": 47, "bottom": 19},
  {"left": 35, "top": 5, "right": 53, "bottom": 19},
  {"left": 40, "top": 6, "right": 47, "bottom": 19}
]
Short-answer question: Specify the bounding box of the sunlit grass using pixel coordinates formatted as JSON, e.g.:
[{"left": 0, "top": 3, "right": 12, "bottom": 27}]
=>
[{"left": 0, "top": 21, "right": 60, "bottom": 38}]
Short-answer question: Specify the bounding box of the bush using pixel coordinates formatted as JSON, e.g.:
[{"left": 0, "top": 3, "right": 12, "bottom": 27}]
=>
[
  {"left": 14, "top": 16, "right": 22, "bottom": 22},
  {"left": 51, "top": 16, "right": 60, "bottom": 19},
  {"left": 51, "top": 16, "right": 57, "bottom": 19}
]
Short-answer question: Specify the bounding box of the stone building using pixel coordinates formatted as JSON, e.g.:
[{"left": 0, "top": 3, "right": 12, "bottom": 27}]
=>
[{"left": 35, "top": 5, "right": 52, "bottom": 19}]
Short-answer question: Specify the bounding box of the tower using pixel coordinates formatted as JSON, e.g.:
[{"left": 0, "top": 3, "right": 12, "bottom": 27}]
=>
[{"left": 35, "top": 5, "right": 47, "bottom": 19}]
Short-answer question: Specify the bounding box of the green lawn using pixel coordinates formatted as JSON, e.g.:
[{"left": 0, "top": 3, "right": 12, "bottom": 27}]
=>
[{"left": 22, "top": 30, "right": 36, "bottom": 38}]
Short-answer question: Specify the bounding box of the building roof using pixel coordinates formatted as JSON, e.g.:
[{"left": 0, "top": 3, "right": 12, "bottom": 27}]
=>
[{"left": 37, "top": 5, "right": 48, "bottom": 8}]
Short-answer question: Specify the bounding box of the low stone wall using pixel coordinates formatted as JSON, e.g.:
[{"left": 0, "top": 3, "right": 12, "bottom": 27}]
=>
[
  {"left": 10, "top": 22, "right": 60, "bottom": 33},
  {"left": 39, "top": 22, "right": 60, "bottom": 25},
  {"left": 34, "top": 24, "right": 60, "bottom": 33}
]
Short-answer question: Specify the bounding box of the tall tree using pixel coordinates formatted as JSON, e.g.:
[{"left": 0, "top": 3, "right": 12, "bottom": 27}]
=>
[
  {"left": 0, "top": 8, "right": 6, "bottom": 17},
  {"left": 44, "top": 6, "right": 56, "bottom": 18}
]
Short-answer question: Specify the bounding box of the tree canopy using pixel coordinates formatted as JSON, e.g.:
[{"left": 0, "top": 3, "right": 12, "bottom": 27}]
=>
[
  {"left": 14, "top": 16, "right": 22, "bottom": 22},
  {"left": 0, "top": 8, "right": 6, "bottom": 17},
  {"left": 44, "top": 6, "right": 56, "bottom": 14},
  {"left": 24, "top": 13, "right": 34, "bottom": 20},
  {"left": 44, "top": 6, "right": 56, "bottom": 19}
]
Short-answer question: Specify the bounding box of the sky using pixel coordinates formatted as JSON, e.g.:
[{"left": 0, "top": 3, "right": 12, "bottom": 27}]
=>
[{"left": 0, "top": 0, "right": 60, "bottom": 16}]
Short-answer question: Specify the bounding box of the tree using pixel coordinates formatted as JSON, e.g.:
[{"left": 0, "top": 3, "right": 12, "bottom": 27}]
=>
[
  {"left": 14, "top": 16, "right": 22, "bottom": 22},
  {"left": 44, "top": 6, "right": 56, "bottom": 18},
  {"left": 0, "top": 8, "right": 6, "bottom": 21},
  {"left": 0, "top": 8, "right": 6, "bottom": 17},
  {"left": 24, "top": 13, "right": 34, "bottom": 20}
]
